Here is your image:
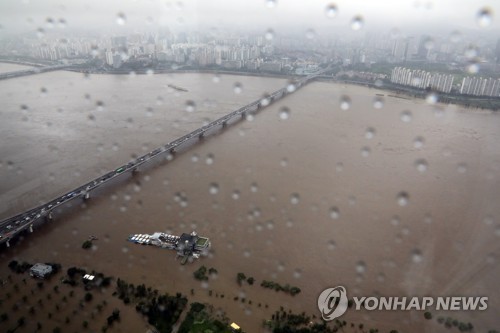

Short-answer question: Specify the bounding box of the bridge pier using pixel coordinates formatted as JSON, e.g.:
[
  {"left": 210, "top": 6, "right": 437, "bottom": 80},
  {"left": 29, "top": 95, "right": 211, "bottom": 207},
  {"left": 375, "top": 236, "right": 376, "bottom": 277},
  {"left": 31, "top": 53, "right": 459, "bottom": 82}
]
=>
[
  {"left": 198, "top": 132, "right": 204, "bottom": 140},
  {"left": 29, "top": 225, "right": 33, "bottom": 233},
  {"left": 47, "top": 211, "right": 53, "bottom": 221},
  {"left": 132, "top": 168, "right": 139, "bottom": 176},
  {"left": 222, "top": 121, "right": 227, "bottom": 128},
  {"left": 6, "top": 239, "right": 10, "bottom": 248},
  {"left": 83, "top": 191, "right": 90, "bottom": 200}
]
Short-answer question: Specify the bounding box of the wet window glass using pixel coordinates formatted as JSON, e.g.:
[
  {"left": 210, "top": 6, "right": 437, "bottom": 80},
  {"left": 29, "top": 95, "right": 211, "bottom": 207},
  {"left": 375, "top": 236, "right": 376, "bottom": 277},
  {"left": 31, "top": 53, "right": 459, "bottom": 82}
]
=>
[{"left": 0, "top": 1, "right": 499, "bottom": 333}]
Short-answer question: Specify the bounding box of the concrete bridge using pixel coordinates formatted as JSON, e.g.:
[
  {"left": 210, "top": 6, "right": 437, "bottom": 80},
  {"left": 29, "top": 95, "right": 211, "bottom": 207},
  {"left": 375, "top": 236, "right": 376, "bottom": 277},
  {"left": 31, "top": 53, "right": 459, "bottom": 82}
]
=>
[
  {"left": 0, "top": 64, "right": 74, "bottom": 80},
  {"left": 0, "top": 68, "right": 330, "bottom": 248}
]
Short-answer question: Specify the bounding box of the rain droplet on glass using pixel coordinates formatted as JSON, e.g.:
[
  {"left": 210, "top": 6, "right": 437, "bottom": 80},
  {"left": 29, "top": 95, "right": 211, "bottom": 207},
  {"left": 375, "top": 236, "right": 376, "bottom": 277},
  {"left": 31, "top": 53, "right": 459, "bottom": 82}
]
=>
[
  {"left": 426, "top": 93, "right": 438, "bottom": 104},
  {"left": 397, "top": 192, "right": 409, "bottom": 206},
  {"left": 350, "top": 15, "right": 364, "bottom": 31},
  {"left": 290, "top": 193, "right": 300, "bottom": 205},
  {"left": 265, "top": 28, "right": 274, "bottom": 40},
  {"left": 477, "top": 7, "right": 492, "bottom": 27},
  {"left": 356, "top": 261, "right": 366, "bottom": 274},
  {"left": 209, "top": 183, "right": 219, "bottom": 195},
  {"left": 329, "top": 207, "right": 340, "bottom": 220},
  {"left": 373, "top": 96, "right": 384, "bottom": 109},
  {"left": 400, "top": 110, "right": 412, "bottom": 123},
  {"left": 415, "top": 159, "right": 428, "bottom": 173},
  {"left": 340, "top": 95, "right": 351, "bottom": 110},
  {"left": 365, "top": 127, "right": 376, "bottom": 139},
  {"left": 325, "top": 4, "right": 338, "bottom": 18},
  {"left": 413, "top": 136, "right": 425, "bottom": 149},
  {"left": 279, "top": 107, "right": 290, "bottom": 120},
  {"left": 361, "top": 146, "right": 371, "bottom": 157},
  {"left": 266, "top": 0, "right": 277, "bottom": 8},
  {"left": 411, "top": 249, "right": 423, "bottom": 263},
  {"left": 233, "top": 82, "right": 243, "bottom": 94},
  {"left": 116, "top": 12, "right": 126, "bottom": 25},
  {"left": 185, "top": 100, "right": 196, "bottom": 112}
]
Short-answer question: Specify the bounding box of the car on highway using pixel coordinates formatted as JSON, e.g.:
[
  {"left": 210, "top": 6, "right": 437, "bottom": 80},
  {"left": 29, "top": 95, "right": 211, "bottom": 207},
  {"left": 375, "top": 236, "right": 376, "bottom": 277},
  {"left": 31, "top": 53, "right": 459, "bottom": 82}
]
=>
[{"left": 116, "top": 166, "right": 125, "bottom": 173}]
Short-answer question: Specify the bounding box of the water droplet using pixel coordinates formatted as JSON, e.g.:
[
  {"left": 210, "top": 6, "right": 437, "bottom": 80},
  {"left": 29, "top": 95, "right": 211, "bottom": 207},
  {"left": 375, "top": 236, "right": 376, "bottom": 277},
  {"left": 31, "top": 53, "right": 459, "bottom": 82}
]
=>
[
  {"left": 286, "top": 82, "right": 296, "bottom": 92},
  {"left": 116, "top": 12, "right": 126, "bottom": 25},
  {"left": 58, "top": 18, "right": 67, "bottom": 28},
  {"left": 205, "top": 154, "right": 214, "bottom": 165},
  {"left": 411, "top": 249, "right": 423, "bottom": 263},
  {"left": 415, "top": 159, "right": 428, "bottom": 173},
  {"left": 329, "top": 207, "right": 340, "bottom": 220},
  {"left": 340, "top": 95, "right": 351, "bottom": 110},
  {"left": 400, "top": 110, "right": 412, "bottom": 123},
  {"left": 467, "top": 62, "right": 480, "bottom": 74},
  {"left": 365, "top": 127, "right": 376, "bottom": 139},
  {"left": 212, "top": 75, "right": 220, "bottom": 83},
  {"left": 293, "top": 269, "right": 302, "bottom": 279},
  {"left": 40, "top": 87, "right": 47, "bottom": 97},
  {"left": 250, "top": 183, "right": 259, "bottom": 193},
  {"left": 290, "top": 193, "right": 300, "bottom": 205},
  {"left": 279, "top": 107, "right": 290, "bottom": 120},
  {"left": 350, "top": 16, "right": 364, "bottom": 31},
  {"left": 209, "top": 183, "right": 219, "bottom": 195},
  {"left": 391, "top": 216, "right": 400, "bottom": 226},
  {"left": 185, "top": 100, "right": 196, "bottom": 112},
  {"left": 457, "top": 163, "right": 467, "bottom": 173},
  {"left": 397, "top": 192, "right": 409, "bottom": 206},
  {"left": 233, "top": 82, "right": 243, "bottom": 94},
  {"left": 96, "top": 100, "right": 105, "bottom": 111},
  {"left": 232, "top": 190, "right": 240, "bottom": 200},
  {"left": 373, "top": 96, "right": 384, "bottom": 109},
  {"left": 280, "top": 158, "right": 288, "bottom": 167},
  {"left": 389, "top": 27, "right": 400, "bottom": 39},
  {"left": 191, "top": 154, "right": 199, "bottom": 163},
  {"left": 356, "top": 261, "right": 366, "bottom": 274},
  {"left": 305, "top": 28, "right": 316, "bottom": 40},
  {"left": 325, "top": 4, "right": 338, "bottom": 18},
  {"left": 335, "top": 162, "right": 343, "bottom": 172},
  {"left": 265, "top": 28, "right": 274, "bottom": 40},
  {"left": 477, "top": 7, "right": 492, "bottom": 27},
  {"left": 423, "top": 37, "right": 435, "bottom": 50},
  {"left": 449, "top": 30, "right": 461, "bottom": 43},
  {"left": 426, "top": 93, "right": 438, "bottom": 104},
  {"left": 413, "top": 136, "right": 425, "bottom": 149},
  {"left": 361, "top": 146, "right": 371, "bottom": 157},
  {"left": 266, "top": 0, "right": 277, "bottom": 8},
  {"left": 327, "top": 240, "right": 336, "bottom": 250},
  {"left": 36, "top": 27, "right": 45, "bottom": 38}
]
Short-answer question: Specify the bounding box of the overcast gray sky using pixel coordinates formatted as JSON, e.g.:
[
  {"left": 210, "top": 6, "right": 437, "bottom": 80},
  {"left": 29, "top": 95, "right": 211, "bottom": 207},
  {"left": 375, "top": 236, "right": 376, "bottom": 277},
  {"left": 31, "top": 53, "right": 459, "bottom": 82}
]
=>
[{"left": 0, "top": 0, "right": 498, "bottom": 37}]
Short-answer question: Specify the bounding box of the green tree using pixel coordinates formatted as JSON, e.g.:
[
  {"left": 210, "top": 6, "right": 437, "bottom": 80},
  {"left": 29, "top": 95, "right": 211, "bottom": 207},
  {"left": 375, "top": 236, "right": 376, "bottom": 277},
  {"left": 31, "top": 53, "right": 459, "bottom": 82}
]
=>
[{"left": 236, "top": 272, "right": 246, "bottom": 285}]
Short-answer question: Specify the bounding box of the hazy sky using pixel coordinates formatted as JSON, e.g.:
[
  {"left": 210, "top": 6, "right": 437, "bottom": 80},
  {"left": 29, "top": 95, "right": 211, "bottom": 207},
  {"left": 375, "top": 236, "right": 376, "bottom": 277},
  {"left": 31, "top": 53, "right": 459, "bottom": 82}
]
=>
[{"left": 0, "top": 0, "right": 498, "bottom": 37}]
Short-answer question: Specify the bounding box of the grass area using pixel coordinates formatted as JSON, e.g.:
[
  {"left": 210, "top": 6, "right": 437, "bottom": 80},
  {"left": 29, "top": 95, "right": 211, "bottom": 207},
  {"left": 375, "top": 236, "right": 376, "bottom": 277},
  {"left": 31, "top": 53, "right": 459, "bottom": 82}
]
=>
[{"left": 178, "top": 302, "right": 235, "bottom": 333}]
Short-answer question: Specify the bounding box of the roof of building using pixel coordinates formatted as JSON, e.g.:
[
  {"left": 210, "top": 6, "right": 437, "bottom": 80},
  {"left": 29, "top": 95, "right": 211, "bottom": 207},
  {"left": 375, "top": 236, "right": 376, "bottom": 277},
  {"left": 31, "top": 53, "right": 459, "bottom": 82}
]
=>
[{"left": 30, "top": 263, "right": 53, "bottom": 276}]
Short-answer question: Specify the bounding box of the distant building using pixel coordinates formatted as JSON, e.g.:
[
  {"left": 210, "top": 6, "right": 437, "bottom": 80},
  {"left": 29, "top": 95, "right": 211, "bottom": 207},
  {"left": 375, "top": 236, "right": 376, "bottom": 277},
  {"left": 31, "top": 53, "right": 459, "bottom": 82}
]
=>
[
  {"left": 460, "top": 76, "right": 500, "bottom": 97},
  {"left": 112, "top": 53, "right": 122, "bottom": 68},
  {"left": 105, "top": 51, "right": 114, "bottom": 66},
  {"left": 30, "top": 263, "right": 53, "bottom": 279},
  {"left": 390, "top": 67, "right": 454, "bottom": 93},
  {"left": 260, "top": 61, "right": 282, "bottom": 73}
]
